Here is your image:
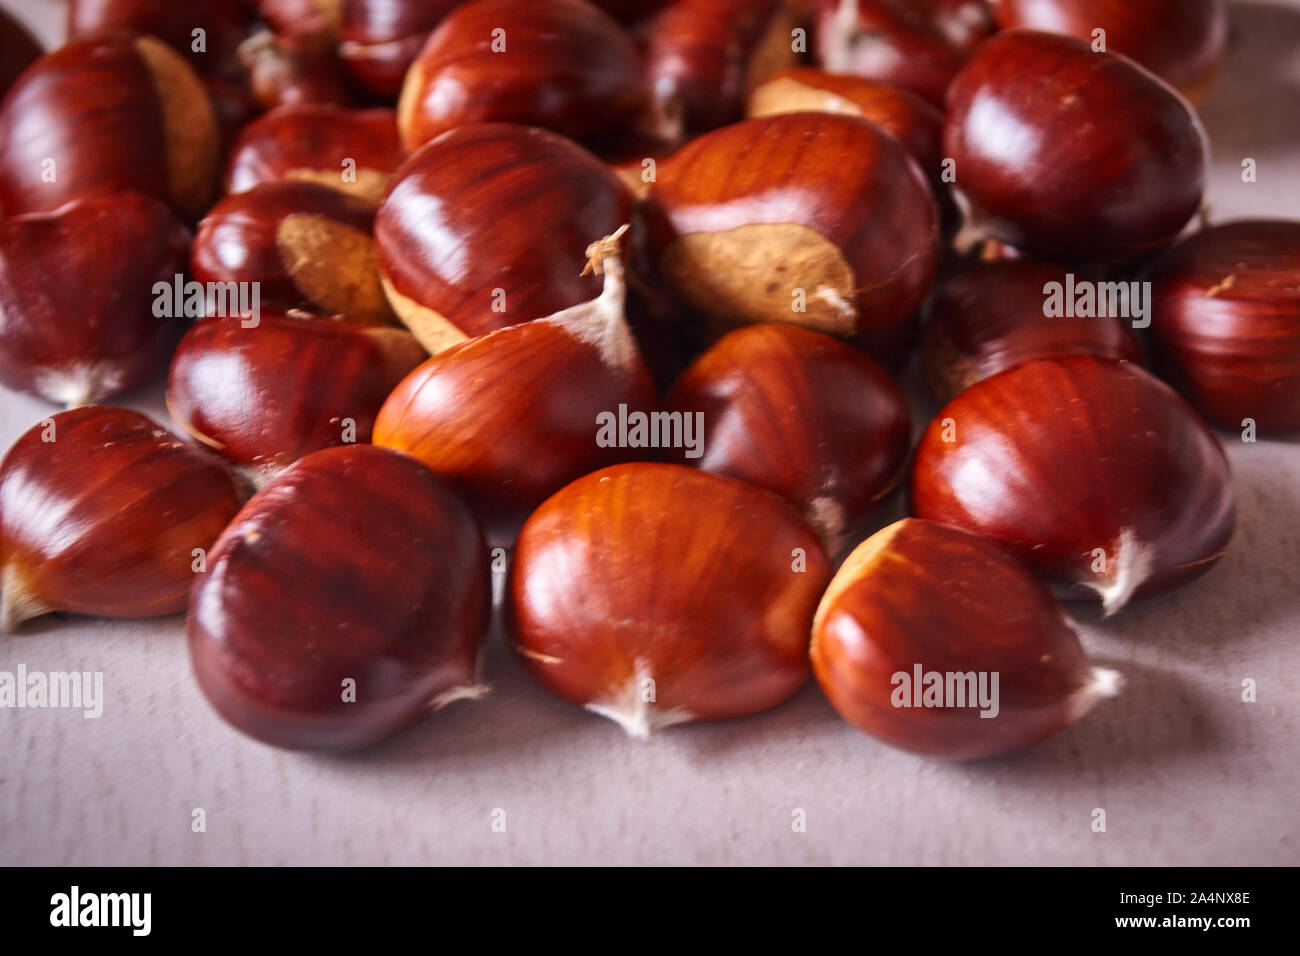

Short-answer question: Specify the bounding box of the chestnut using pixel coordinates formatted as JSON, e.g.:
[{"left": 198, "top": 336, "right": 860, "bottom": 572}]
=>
[
  {"left": 1147, "top": 220, "right": 1300, "bottom": 435},
  {"left": 0, "top": 8, "right": 42, "bottom": 98},
  {"left": 192, "top": 180, "right": 394, "bottom": 324},
  {"left": 238, "top": 27, "right": 355, "bottom": 110},
  {"left": 375, "top": 123, "right": 634, "bottom": 353},
  {"left": 944, "top": 30, "right": 1208, "bottom": 264},
  {"left": 67, "top": 0, "right": 253, "bottom": 79},
  {"left": 664, "top": 323, "right": 911, "bottom": 552},
  {"left": 188, "top": 444, "right": 491, "bottom": 751},
  {"left": 0, "top": 192, "right": 192, "bottom": 406},
  {"left": 374, "top": 229, "right": 657, "bottom": 540},
  {"left": 0, "top": 406, "right": 242, "bottom": 632},
  {"left": 812, "top": 518, "right": 1122, "bottom": 758},
  {"left": 922, "top": 259, "right": 1144, "bottom": 405},
  {"left": 637, "top": 0, "right": 797, "bottom": 137},
  {"left": 224, "top": 104, "right": 403, "bottom": 205},
  {"left": 257, "top": 0, "right": 344, "bottom": 39},
  {"left": 168, "top": 309, "right": 427, "bottom": 474},
  {"left": 987, "top": 0, "right": 1228, "bottom": 103},
  {"left": 396, "top": 0, "right": 650, "bottom": 154},
  {"left": 509, "top": 462, "right": 831, "bottom": 737},
  {"left": 0, "top": 35, "right": 220, "bottom": 221},
  {"left": 645, "top": 112, "right": 940, "bottom": 366},
  {"left": 338, "top": 0, "right": 461, "bottom": 98},
  {"left": 911, "top": 356, "right": 1236, "bottom": 614}
]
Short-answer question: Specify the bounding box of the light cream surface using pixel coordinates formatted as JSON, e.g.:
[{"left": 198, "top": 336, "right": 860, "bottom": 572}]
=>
[{"left": 1, "top": 0, "right": 1297, "bottom": 865}]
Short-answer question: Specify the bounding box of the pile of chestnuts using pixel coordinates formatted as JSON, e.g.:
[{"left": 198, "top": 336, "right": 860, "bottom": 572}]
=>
[{"left": 0, "top": 0, "right": 1290, "bottom": 760}]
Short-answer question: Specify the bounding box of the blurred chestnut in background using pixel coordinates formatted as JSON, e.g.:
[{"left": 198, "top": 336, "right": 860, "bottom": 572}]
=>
[
  {"left": 374, "top": 229, "right": 656, "bottom": 540},
  {"left": 257, "top": 0, "right": 344, "bottom": 38},
  {"left": 912, "top": 356, "right": 1236, "bottom": 615},
  {"left": 944, "top": 30, "right": 1208, "bottom": 264},
  {"left": 239, "top": 27, "right": 354, "bottom": 109},
  {"left": 193, "top": 179, "right": 394, "bottom": 324},
  {"left": 224, "top": 104, "right": 402, "bottom": 204},
  {"left": 922, "top": 259, "right": 1144, "bottom": 405},
  {"left": 168, "top": 309, "right": 426, "bottom": 474},
  {"left": 0, "top": 192, "right": 191, "bottom": 406},
  {"left": 1147, "top": 221, "right": 1300, "bottom": 435},
  {"left": 812, "top": 518, "right": 1122, "bottom": 758},
  {"left": 0, "top": 8, "right": 42, "bottom": 97},
  {"left": 67, "top": 0, "right": 252, "bottom": 79},
  {"left": 397, "top": 0, "right": 649, "bottom": 154},
  {"left": 637, "top": 0, "right": 796, "bottom": 138},
  {"left": 987, "top": 0, "right": 1228, "bottom": 103},
  {"left": 0, "top": 35, "right": 219, "bottom": 220},
  {"left": 509, "top": 463, "right": 831, "bottom": 737},
  {"left": 664, "top": 323, "right": 911, "bottom": 552},
  {"left": 376, "top": 123, "right": 633, "bottom": 353},
  {"left": 646, "top": 112, "right": 940, "bottom": 368},
  {"left": 1, "top": 407, "right": 242, "bottom": 632},
  {"left": 338, "top": 0, "right": 461, "bottom": 97},
  {"left": 188, "top": 445, "right": 491, "bottom": 751}
]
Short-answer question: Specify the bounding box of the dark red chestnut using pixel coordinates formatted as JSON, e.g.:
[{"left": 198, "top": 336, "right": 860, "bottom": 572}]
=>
[
  {"left": 375, "top": 123, "right": 634, "bottom": 353},
  {"left": 0, "top": 8, "right": 42, "bottom": 98},
  {"left": 396, "top": 0, "right": 649, "bottom": 154},
  {"left": 922, "top": 259, "right": 1144, "bottom": 404},
  {"left": 338, "top": 0, "right": 461, "bottom": 98},
  {"left": 0, "top": 192, "right": 191, "bottom": 406},
  {"left": 188, "top": 444, "right": 491, "bottom": 751},
  {"left": 1, "top": 406, "right": 242, "bottom": 631},
  {"left": 0, "top": 35, "right": 220, "bottom": 220},
  {"left": 238, "top": 27, "right": 354, "bottom": 110},
  {"left": 257, "top": 0, "right": 344, "bottom": 39},
  {"left": 944, "top": 30, "right": 1208, "bottom": 264},
  {"left": 812, "top": 518, "right": 1122, "bottom": 758},
  {"left": 509, "top": 462, "right": 831, "bottom": 737},
  {"left": 637, "top": 0, "right": 797, "bottom": 137},
  {"left": 168, "top": 309, "right": 426, "bottom": 474},
  {"left": 374, "top": 229, "right": 657, "bottom": 540},
  {"left": 646, "top": 112, "right": 940, "bottom": 366},
  {"left": 664, "top": 323, "right": 911, "bottom": 552},
  {"left": 224, "top": 104, "right": 403, "bottom": 205},
  {"left": 1147, "top": 220, "right": 1300, "bottom": 435},
  {"left": 987, "top": 0, "right": 1228, "bottom": 103},
  {"left": 912, "top": 356, "right": 1236, "bottom": 614},
  {"left": 67, "top": 0, "right": 252, "bottom": 79},
  {"left": 193, "top": 179, "right": 394, "bottom": 324}
]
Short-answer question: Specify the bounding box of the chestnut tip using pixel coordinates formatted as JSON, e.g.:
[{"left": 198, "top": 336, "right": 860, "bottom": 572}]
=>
[
  {"left": 0, "top": 566, "right": 50, "bottom": 633},
  {"left": 583, "top": 661, "right": 695, "bottom": 740},
  {"left": 1068, "top": 667, "right": 1125, "bottom": 725}
]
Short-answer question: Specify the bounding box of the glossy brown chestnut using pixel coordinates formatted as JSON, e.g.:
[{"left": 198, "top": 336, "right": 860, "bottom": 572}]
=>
[
  {"left": 375, "top": 123, "right": 634, "bottom": 353},
  {"left": 0, "top": 192, "right": 191, "bottom": 406},
  {"left": 168, "top": 309, "right": 426, "bottom": 474},
  {"left": 193, "top": 180, "right": 394, "bottom": 323},
  {"left": 922, "top": 259, "right": 1144, "bottom": 405},
  {"left": 238, "top": 27, "right": 354, "bottom": 110},
  {"left": 912, "top": 356, "right": 1236, "bottom": 614},
  {"left": 944, "top": 30, "right": 1208, "bottom": 264},
  {"left": 987, "top": 0, "right": 1228, "bottom": 103},
  {"left": 224, "top": 104, "right": 403, "bottom": 204},
  {"left": 812, "top": 518, "right": 1122, "bottom": 758},
  {"left": 188, "top": 444, "right": 491, "bottom": 751},
  {"left": 397, "top": 0, "right": 649, "bottom": 154},
  {"left": 509, "top": 462, "right": 831, "bottom": 737},
  {"left": 1147, "top": 221, "right": 1300, "bottom": 435},
  {"left": 374, "top": 229, "right": 657, "bottom": 540},
  {"left": 68, "top": 0, "right": 252, "bottom": 78},
  {"left": 664, "top": 323, "right": 911, "bottom": 552},
  {"left": 0, "top": 8, "right": 42, "bottom": 97},
  {"left": 0, "top": 407, "right": 242, "bottom": 631},
  {"left": 0, "top": 35, "right": 219, "bottom": 220},
  {"left": 645, "top": 112, "right": 940, "bottom": 365},
  {"left": 637, "top": 0, "right": 796, "bottom": 137},
  {"left": 338, "top": 0, "right": 461, "bottom": 97}
]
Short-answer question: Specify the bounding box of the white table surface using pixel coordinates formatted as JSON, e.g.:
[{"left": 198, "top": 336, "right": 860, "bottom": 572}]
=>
[{"left": 1, "top": 0, "right": 1297, "bottom": 866}]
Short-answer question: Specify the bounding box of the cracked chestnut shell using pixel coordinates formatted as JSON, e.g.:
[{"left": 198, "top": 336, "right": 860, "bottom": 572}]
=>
[
  {"left": 509, "top": 463, "right": 831, "bottom": 737},
  {"left": 812, "top": 518, "right": 1122, "bottom": 758},
  {"left": 1, "top": 407, "right": 242, "bottom": 631},
  {"left": 911, "top": 356, "right": 1236, "bottom": 614},
  {"left": 188, "top": 444, "right": 491, "bottom": 751}
]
